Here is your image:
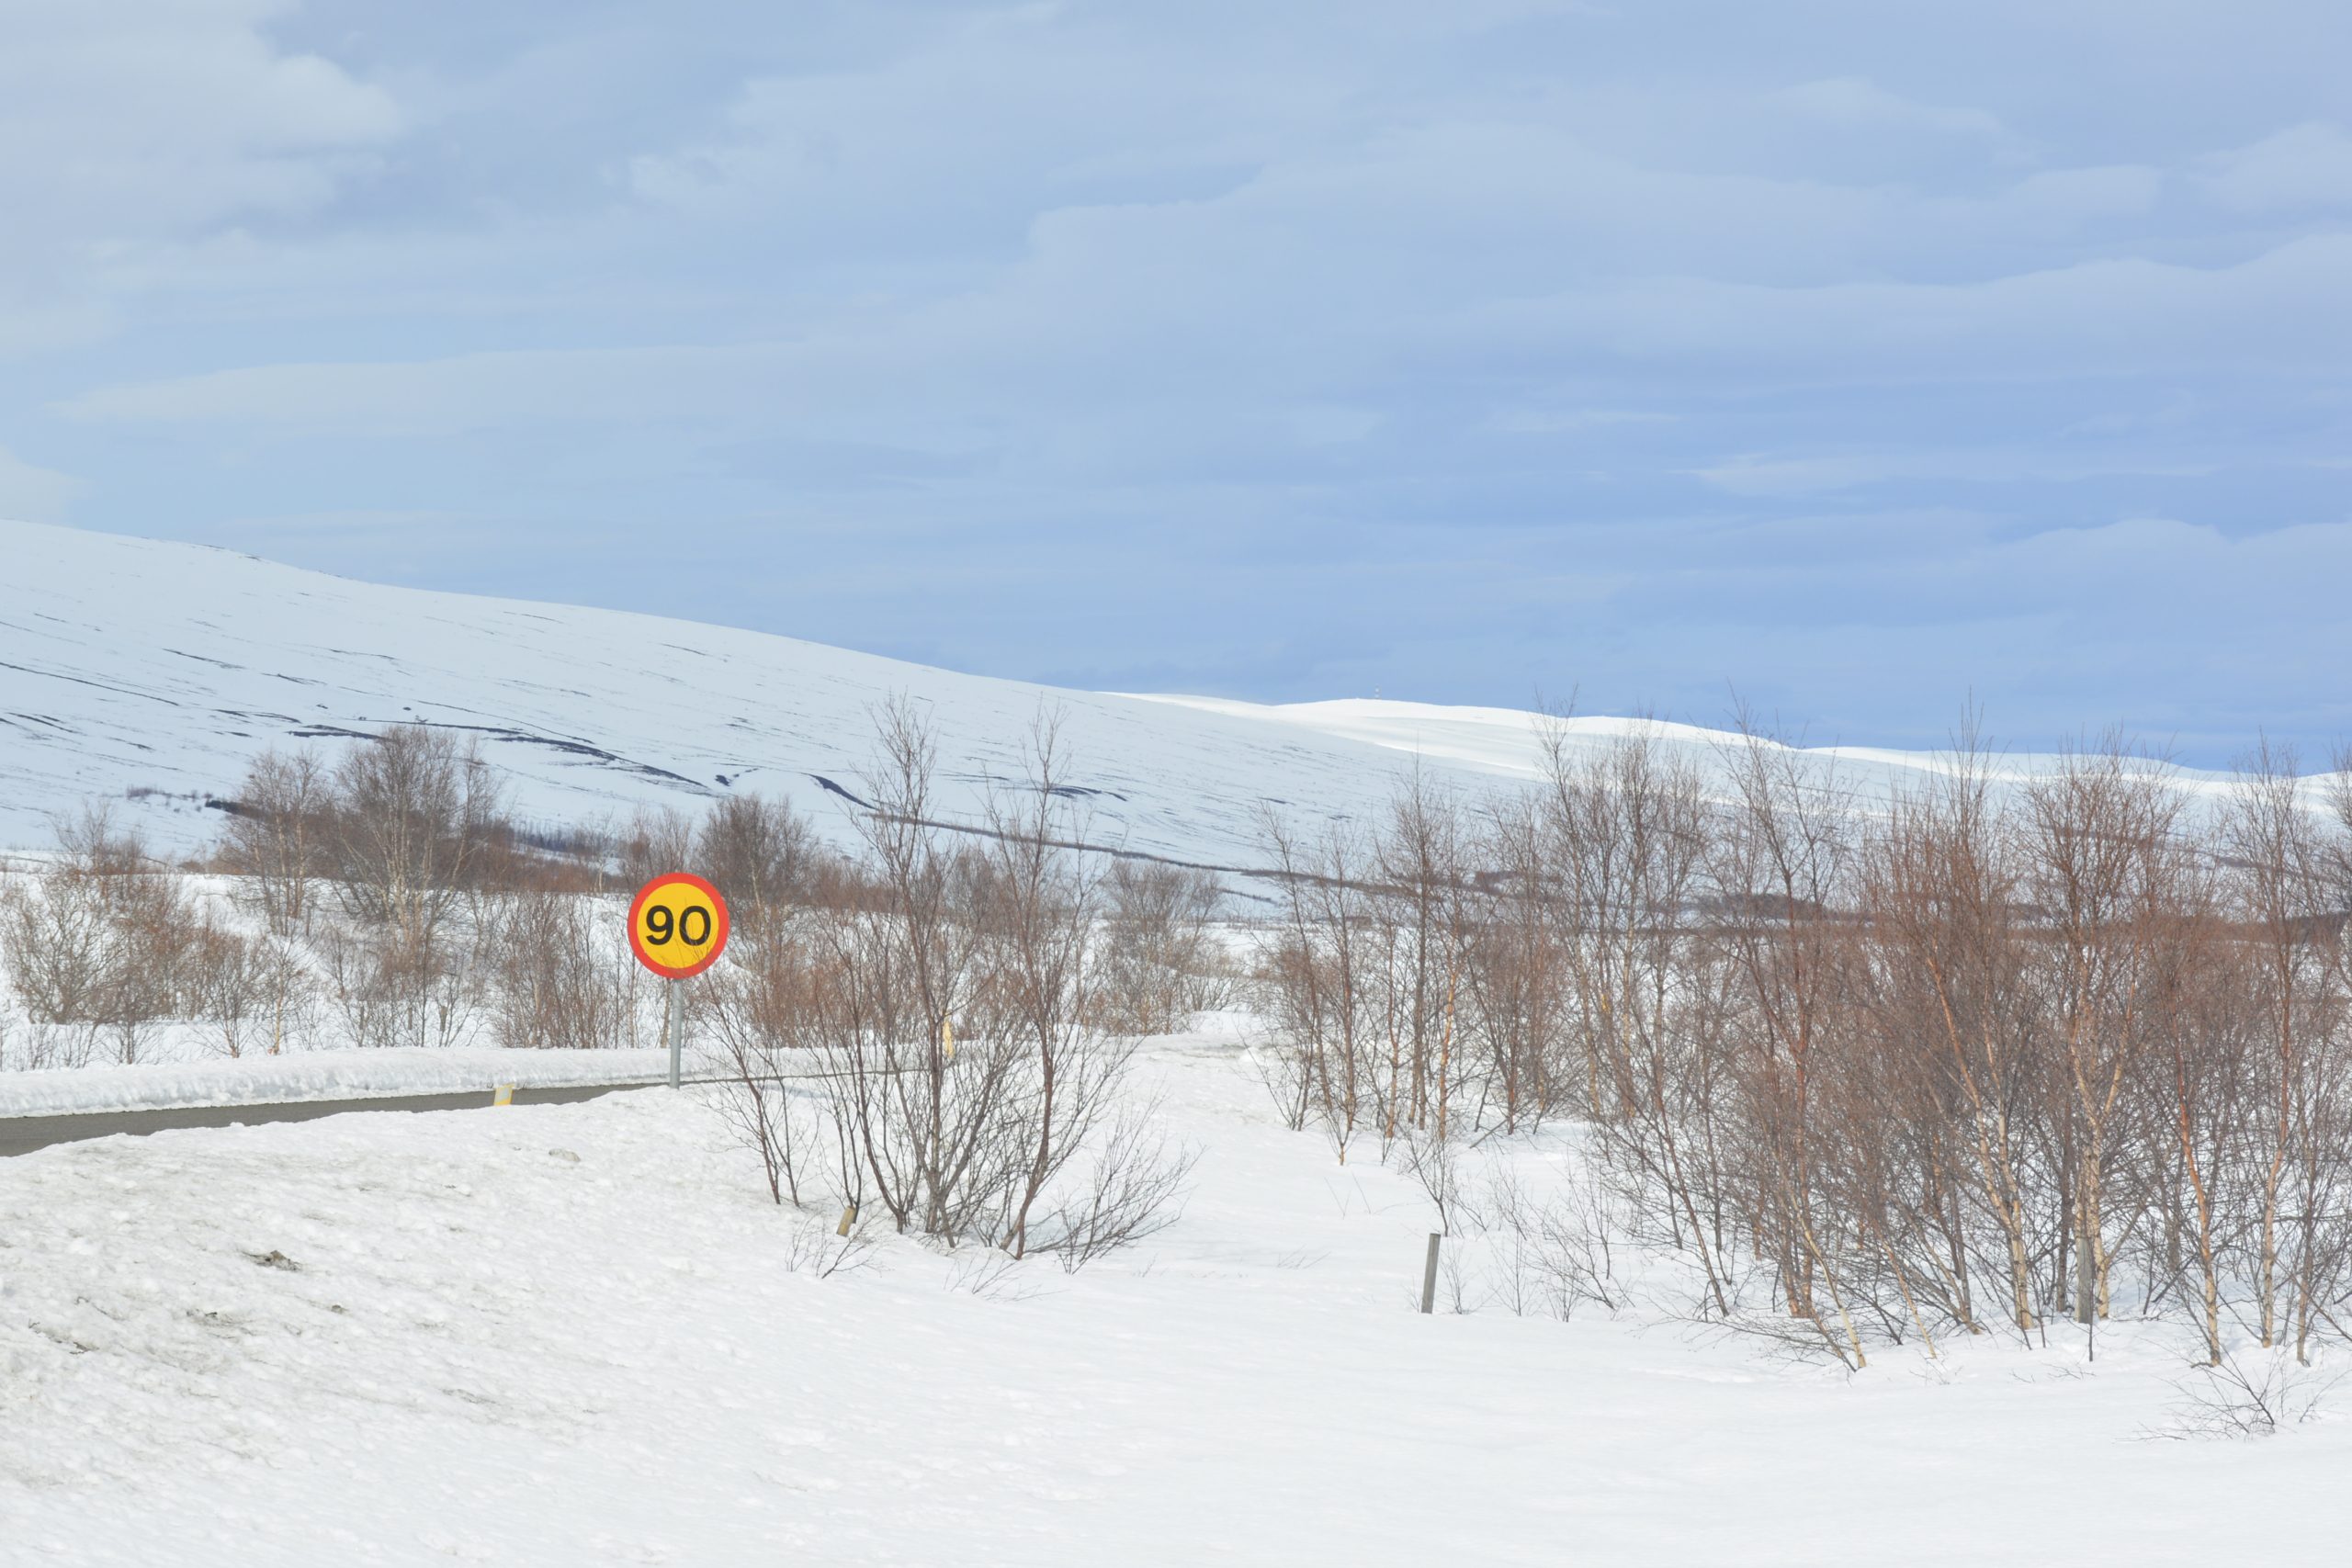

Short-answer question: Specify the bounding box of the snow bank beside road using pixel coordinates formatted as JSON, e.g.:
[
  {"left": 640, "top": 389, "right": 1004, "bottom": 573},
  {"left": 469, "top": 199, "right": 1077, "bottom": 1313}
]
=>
[{"left": 0, "top": 1047, "right": 673, "bottom": 1117}]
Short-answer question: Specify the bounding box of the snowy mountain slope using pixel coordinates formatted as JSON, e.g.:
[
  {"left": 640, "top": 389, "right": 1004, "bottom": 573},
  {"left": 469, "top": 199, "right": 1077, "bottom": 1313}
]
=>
[
  {"left": 1128, "top": 694, "right": 2310, "bottom": 817},
  {"left": 0, "top": 520, "right": 2321, "bottom": 866},
  {"left": 0, "top": 519, "right": 1492, "bottom": 865}
]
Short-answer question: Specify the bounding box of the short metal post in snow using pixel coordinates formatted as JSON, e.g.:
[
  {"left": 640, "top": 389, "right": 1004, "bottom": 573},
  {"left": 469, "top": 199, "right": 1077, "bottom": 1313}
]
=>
[{"left": 1420, "top": 1232, "right": 1442, "bottom": 1314}]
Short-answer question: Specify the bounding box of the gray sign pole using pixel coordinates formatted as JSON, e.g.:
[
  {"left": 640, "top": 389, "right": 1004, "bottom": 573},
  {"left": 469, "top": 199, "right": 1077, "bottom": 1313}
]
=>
[
  {"left": 1420, "top": 1233, "right": 1442, "bottom": 1314},
  {"left": 667, "top": 976, "right": 684, "bottom": 1089}
]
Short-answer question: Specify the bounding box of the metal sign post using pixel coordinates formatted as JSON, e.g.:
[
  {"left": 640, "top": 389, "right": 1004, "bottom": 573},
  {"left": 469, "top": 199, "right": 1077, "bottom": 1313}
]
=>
[
  {"left": 667, "top": 976, "right": 684, "bottom": 1089},
  {"left": 628, "top": 873, "right": 731, "bottom": 1089}
]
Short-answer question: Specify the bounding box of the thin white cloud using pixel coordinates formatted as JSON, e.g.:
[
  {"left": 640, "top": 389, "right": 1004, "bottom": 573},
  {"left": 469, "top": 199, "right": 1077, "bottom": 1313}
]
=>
[
  {"left": 1996, "top": 164, "right": 2163, "bottom": 221},
  {"left": 1768, "top": 77, "right": 2011, "bottom": 141},
  {"left": 2194, "top": 121, "right": 2352, "bottom": 212},
  {"left": 1694, "top": 450, "right": 2213, "bottom": 499},
  {"left": 0, "top": 0, "right": 400, "bottom": 352},
  {"left": 1474, "top": 236, "right": 2352, "bottom": 378},
  {"left": 56, "top": 344, "right": 799, "bottom": 432},
  {"left": 0, "top": 446, "right": 80, "bottom": 523}
]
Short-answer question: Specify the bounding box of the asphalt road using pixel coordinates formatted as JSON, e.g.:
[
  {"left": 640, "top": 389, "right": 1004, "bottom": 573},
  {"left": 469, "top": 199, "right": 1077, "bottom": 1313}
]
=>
[{"left": 0, "top": 1078, "right": 671, "bottom": 1158}]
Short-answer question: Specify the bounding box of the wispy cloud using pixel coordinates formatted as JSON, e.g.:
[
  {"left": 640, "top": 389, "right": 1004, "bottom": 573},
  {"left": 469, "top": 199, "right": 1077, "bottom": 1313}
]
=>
[{"left": 0, "top": 445, "right": 79, "bottom": 523}]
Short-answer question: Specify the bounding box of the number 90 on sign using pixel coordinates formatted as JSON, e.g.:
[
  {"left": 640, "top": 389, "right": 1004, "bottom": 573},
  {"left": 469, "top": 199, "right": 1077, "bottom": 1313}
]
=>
[{"left": 628, "top": 873, "right": 730, "bottom": 978}]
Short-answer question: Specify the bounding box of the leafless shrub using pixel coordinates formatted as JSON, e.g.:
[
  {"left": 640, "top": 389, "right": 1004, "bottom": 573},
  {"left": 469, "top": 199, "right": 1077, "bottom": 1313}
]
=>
[
  {"left": 185, "top": 926, "right": 317, "bottom": 1057},
  {"left": 696, "top": 701, "right": 1168, "bottom": 1268},
  {"left": 1260, "top": 770, "right": 1480, "bottom": 1160},
  {"left": 1485, "top": 1158, "right": 1628, "bottom": 1320},
  {"left": 1392, "top": 1125, "right": 1470, "bottom": 1235},
  {"left": 943, "top": 1250, "right": 1046, "bottom": 1302},
  {"left": 1240, "top": 709, "right": 2352, "bottom": 1369},
  {"left": 328, "top": 725, "right": 504, "bottom": 951},
  {"left": 0, "top": 807, "right": 211, "bottom": 1063},
  {"left": 0, "top": 857, "right": 112, "bottom": 1026},
  {"left": 1255, "top": 810, "right": 1378, "bottom": 1160},
  {"left": 704, "top": 928, "right": 848, "bottom": 1208},
  {"left": 219, "top": 748, "right": 329, "bottom": 937},
  {"left": 1245, "top": 1027, "right": 1315, "bottom": 1133},
  {"left": 616, "top": 805, "right": 696, "bottom": 894},
  {"left": 697, "top": 793, "right": 815, "bottom": 930},
  {"left": 781, "top": 1215, "right": 879, "bottom": 1280},
  {"left": 802, "top": 700, "right": 1136, "bottom": 1249},
  {"left": 2150, "top": 1348, "right": 2340, "bottom": 1439},
  {"left": 1458, "top": 795, "right": 1571, "bottom": 1133},
  {"left": 321, "top": 923, "right": 482, "bottom": 1051},
  {"left": 486, "top": 889, "right": 631, "bottom": 1050},
  {"left": 1031, "top": 1100, "right": 1200, "bottom": 1272},
  {"left": 1091, "top": 861, "right": 1232, "bottom": 1034},
  {"left": 290, "top": 726, "right": 509, "bottom": 1052},
  {"left": 6, "top": 1021, "right": 98, "bottom": 1072},
  {"left": 1540, "top": 726, "right": 1737, "bottom": 1321}
]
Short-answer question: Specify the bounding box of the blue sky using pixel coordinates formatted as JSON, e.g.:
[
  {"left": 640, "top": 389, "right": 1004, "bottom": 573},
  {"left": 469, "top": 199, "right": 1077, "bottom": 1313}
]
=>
[{"left": 3, "top": 1, "right": 2349, "bottom": 762}]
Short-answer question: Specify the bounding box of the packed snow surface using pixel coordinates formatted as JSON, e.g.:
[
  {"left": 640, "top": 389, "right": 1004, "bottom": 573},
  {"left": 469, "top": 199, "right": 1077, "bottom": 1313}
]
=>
[
  {"left": 5, "top": 521, "right": 2320, "bottom": 868},
  {"left": 1, "top": 1024, "right": 2342, "bottom": 1565}
]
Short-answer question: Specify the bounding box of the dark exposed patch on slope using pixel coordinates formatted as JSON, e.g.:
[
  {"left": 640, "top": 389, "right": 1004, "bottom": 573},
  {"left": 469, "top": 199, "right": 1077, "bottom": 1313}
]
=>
[
  {"left": 0, "top": 660, "right": 182, "bottom": 705},
  {"left": 809, "top": 774, "right": 872, "bottom": 809},
  {"left": 1044, "top": 784, "right": 1129, "bottom": 802},
  {"left": 320, "top": 717, "right": 716, "bottom": 794},
  {"left": 164, "top": 648, "right": 243, "bottom": 671}
]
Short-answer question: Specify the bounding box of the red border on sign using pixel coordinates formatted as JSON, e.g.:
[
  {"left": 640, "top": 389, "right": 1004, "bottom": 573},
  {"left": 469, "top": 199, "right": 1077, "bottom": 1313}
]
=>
[{"left": 628, "top": 872, "right": 731, "bottom": 978}]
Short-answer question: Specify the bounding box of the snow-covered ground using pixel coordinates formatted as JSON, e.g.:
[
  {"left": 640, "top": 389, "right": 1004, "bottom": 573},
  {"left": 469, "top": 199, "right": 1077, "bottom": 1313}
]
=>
[
  {"left": 7, "top": 521, "right": 2332, "bottom": 869},
  {"left": 2, "top": 1022, "right": 2341, "bottom": 1565}
]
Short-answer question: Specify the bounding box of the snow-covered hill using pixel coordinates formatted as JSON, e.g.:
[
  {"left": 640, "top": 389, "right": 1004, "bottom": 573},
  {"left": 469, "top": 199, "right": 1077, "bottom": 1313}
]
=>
[{"left": 0, "top": 521, "right": 2308, "bottom": 865}]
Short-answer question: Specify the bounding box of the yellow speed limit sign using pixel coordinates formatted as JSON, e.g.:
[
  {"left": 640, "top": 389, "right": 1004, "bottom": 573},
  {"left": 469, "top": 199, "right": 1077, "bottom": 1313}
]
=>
[{"left": 628, "top": 873, "right": 730, "bottom": 979}]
